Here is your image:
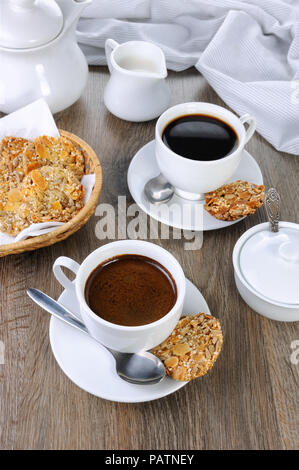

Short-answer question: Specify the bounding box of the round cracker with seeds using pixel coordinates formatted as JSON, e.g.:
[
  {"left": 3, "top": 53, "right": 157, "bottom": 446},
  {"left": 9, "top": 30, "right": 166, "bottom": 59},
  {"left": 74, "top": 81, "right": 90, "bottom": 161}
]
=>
[
  {"left": 21, "top": 166, "right": 84, "bottom": 224},
  {"left": 34, "top": 135, "right": 85, "bottom": 179},
  {"left": 0, "top": 135, "right": 86, "bottom": 236},
  {"left": 152, "top": 313, "right": 223, "bottom": 381},
  {"left": 204, "top": 180, "right": 265, "bottom": 221},
  {"left": 0, "top": 166, "right": 84, "bottom": 236}
]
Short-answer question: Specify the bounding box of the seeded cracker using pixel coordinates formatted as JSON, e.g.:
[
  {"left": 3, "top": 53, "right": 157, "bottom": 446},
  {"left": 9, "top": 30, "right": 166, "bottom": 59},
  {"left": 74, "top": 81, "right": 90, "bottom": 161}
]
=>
[
  {"left": 204, "top": 180, "right": 265, "bottom": 221},
  {"left": 0, "top": 166, "right": 84, "bottom": 236},
  {"left": 0, "top": 135, "right": 85, "bottom": 236},
  {"left": 34, "top": 135, "right": 85, "bottom": 179},
  {"left": 152, "top": 313, "right": 223, "bottom": 381}
]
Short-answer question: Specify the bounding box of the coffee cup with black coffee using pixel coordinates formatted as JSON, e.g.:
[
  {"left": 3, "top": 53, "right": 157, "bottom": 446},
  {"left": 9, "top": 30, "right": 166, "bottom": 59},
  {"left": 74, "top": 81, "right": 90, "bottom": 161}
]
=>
[
  {"left": 53, "top": 241, "right": 186, "bottom": 353},
  {"left": 155, "top": 102, "right": 256, "bottom": 201}
]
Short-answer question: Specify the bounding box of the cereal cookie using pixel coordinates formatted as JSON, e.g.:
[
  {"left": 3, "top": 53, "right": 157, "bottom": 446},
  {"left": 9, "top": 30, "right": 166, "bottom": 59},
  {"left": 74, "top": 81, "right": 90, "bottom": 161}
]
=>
[
  {"left": 152, "top": 313, "right": 223, "bottom": 381},
  {"left": 0, "top": 136, "right": 37, "bottom": 186},
  {"left": 0, "top": 135, "right": 87, "bottom": 236},
  {"left": 21, "top": 166, "right": 84, "bottom": 224},
  {"left": 204, "top": 180, "right": 265, "bottom": 221},
  {"left": 34, "top": 136, "right": 85, "bottom": 179},
  {"left": 0, "top": 166, "right": 84, "bottom": 235}
]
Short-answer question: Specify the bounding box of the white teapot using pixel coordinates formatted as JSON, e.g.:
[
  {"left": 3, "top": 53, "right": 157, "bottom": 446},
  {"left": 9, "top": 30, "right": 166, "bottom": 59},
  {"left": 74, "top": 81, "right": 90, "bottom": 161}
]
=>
[{"left": 0, "top": 0, "right": 91, "bottom": 114}]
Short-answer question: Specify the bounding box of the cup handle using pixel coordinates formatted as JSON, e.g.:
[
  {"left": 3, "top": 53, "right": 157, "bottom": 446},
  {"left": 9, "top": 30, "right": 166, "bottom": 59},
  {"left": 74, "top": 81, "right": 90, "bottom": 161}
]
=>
[
  {"left": 53, "top": 256, "right": 80, "bottom": 292},
  {"left": 240, "top": 114, "right": 256, "bottom": 145},
  {"left": 53, "top": 257, "right": 83, "bottom": 321},
  {"left": 105, "top": 38, "right": 119, "bottom": 73}
]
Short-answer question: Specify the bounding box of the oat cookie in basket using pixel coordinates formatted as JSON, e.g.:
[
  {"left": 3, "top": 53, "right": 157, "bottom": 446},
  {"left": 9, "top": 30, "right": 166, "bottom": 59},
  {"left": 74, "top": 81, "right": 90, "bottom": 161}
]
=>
[{"left": 0, "top": 135, "right": 86, "bottom": 236}]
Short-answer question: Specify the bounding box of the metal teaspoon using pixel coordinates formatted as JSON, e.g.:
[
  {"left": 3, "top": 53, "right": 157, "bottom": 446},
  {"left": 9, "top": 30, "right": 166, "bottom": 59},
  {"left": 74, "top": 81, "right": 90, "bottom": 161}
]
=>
[
  {"left": 265, "top": 187, "right": 281, "bottom": 232},
  {"left": 27, "top": 288, "right": 166, "bottom": 385},
  {"left": 144, "top": 173, "right": 174, "bottom": 205}
]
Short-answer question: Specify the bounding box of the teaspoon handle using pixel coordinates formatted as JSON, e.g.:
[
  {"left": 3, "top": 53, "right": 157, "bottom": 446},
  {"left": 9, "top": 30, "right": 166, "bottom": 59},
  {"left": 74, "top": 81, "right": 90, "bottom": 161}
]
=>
[
  {"left": 27, "top": 288, "right": 119, "bottom": 358},
  {"left": 27, "top": 288, "right": 165, "bottom": 385},
  {"left": 265, "top": 188, "right": 280, "bottom": 233},
  {"left": 27, "top": 288, "right": 89, "bottom": 335}
]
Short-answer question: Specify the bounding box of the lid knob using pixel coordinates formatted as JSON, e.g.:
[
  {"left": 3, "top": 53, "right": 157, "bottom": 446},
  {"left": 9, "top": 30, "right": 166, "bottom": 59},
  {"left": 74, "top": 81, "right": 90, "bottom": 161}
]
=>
[{"left": 0, "top": 0, "right": 64, "bottom": 49}]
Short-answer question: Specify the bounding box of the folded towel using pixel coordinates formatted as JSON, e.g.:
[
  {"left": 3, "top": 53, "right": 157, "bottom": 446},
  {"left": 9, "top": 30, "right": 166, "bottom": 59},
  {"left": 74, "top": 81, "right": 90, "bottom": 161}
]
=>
[
  {"left": 81, "top": 0, "right": 150, "bottom": 19},
  {"left": 77, "top": 0, "right": 299, "bottom": 155}
]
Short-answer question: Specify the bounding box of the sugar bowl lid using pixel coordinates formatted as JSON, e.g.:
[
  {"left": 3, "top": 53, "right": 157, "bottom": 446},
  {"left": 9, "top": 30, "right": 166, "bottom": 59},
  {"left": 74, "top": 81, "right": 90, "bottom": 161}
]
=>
[
  {"left": 0, "top": 0, "right": 64, "bottom": 49},
  {"left": 239, "top": 223, "right": 299, "bottom": 305},
  {"left": 235, "top": 189, "right": 299, "bottom": 306}
]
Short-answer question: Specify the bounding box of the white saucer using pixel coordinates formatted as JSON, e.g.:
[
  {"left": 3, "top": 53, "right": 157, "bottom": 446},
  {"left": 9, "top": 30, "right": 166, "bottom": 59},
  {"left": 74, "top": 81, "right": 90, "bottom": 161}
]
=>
[
  {"left": 127, "top": 140, "right": 263, "bottom": 231},
  {"left": 49, "top": 279, "right": 210, "bottom": 403}
]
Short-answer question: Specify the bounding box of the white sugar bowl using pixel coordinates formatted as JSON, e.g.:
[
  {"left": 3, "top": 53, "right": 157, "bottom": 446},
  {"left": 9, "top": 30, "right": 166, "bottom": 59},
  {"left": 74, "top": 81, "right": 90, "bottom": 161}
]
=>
[
  {"left": 0, "top": 0, "right": 91, "bottom": 114},
  {"left": 233, "top": 220, "right": 299, "bottom": 322}
]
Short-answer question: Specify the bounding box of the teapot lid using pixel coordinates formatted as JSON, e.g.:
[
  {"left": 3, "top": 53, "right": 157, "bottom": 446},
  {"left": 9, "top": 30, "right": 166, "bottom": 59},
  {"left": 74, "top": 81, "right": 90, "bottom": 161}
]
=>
[{"left": 0, "top": 0, "right": 64, "bottom": 49}]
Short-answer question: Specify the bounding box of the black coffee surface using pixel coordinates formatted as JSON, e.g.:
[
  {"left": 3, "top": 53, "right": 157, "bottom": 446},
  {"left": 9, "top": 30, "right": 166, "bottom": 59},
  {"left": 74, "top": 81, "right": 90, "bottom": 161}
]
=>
[
  {"left": 162, "top": 114, "right": 238, "bottom": 161},
  {"left": 85, "top": 254, "right": 177, "bottom": 327}
]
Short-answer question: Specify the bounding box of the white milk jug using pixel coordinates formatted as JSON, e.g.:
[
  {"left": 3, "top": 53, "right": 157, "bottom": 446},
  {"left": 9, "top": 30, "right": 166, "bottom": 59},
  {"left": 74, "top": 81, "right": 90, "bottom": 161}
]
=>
[{"left": 104, "top": 39, "right": 171, "bottom": 122}]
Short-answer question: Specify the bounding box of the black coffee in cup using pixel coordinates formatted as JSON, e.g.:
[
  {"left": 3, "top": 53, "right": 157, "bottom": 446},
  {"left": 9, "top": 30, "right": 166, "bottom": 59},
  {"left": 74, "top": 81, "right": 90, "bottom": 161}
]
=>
[{"left": 162, "top": 114, "right": 238, "bottom": 161}]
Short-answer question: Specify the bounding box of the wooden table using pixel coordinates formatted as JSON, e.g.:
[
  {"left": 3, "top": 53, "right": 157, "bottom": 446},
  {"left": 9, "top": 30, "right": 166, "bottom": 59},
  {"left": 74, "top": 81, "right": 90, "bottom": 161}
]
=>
[{"left": 0, "top": 67, "right": 298, "bottom": 450}]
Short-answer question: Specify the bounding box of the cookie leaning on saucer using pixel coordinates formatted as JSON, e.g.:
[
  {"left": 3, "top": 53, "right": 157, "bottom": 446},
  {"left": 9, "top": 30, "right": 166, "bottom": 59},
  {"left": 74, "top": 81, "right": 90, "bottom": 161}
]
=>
[
  {"left": 204, "top": 180, "right": 265, "bottom": 221},
  {"left": 152, "top": 313, "right": 223, "bottom": 381}
]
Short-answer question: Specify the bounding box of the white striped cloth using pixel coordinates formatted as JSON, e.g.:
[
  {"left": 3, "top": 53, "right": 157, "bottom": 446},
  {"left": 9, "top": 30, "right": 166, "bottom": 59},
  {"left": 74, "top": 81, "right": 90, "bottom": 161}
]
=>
[{"left": 77, "top": 0, "right": 299, "bottom": 155}]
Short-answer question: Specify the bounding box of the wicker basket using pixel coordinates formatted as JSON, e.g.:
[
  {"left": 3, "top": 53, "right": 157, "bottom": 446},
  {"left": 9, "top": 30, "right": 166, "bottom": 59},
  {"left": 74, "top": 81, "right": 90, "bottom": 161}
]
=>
[{"left": 0, "top": 130, "right": 102, "bottom": 257}]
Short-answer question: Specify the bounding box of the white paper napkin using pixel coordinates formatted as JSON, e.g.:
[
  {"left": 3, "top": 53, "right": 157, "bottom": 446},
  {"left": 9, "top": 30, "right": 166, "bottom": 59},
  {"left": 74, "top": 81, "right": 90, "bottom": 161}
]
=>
[
  {"left": 0, "top": 99, "right": 59, "bottom": 140},
  {"left": 0, "top": 99, "right": 95, "bottom": 245}
]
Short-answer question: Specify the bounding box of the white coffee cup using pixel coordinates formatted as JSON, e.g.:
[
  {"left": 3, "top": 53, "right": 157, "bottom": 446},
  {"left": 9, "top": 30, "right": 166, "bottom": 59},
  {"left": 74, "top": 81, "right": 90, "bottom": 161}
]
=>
[
  {"left": 155, "top": 102, "right": 256, "bottom": 200},
  {"left": 53, "top": 240, "right": 186, "bottom": 353}
]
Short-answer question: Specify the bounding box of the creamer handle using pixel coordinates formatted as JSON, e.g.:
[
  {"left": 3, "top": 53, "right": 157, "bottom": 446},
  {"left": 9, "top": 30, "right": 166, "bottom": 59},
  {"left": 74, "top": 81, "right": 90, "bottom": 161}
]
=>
[{"left": 105, "top": 39, "right": 119, "bottom": 74}]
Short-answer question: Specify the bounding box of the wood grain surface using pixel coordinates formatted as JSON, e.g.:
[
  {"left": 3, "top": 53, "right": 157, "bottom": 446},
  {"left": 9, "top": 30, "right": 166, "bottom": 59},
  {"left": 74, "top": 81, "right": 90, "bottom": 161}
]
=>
[{"left": 0, "top": 67, "right": 298, "bottom": 450}]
